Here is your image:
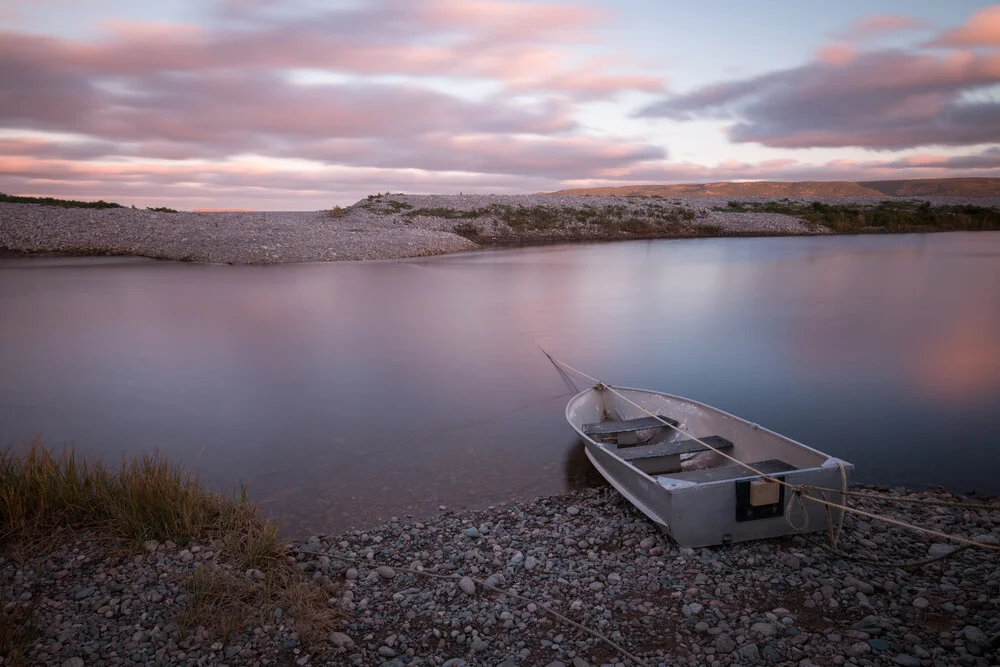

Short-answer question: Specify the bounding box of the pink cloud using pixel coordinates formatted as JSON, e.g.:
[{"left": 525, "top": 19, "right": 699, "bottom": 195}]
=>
[
  {"left": 0, "top": 1, "right": 658, "bottom": 100},
  {"left": 816, "top": 44, "right": 857, "bottom": 65},
  {"left": 928, "top": 5, "right": 1000, "bottom": 47},
  {"left": 641, "top": 47, "right": 1000, "bottom": 149},
  {"left": 844, "top": 14, "right": 928, "bottom": 40}
]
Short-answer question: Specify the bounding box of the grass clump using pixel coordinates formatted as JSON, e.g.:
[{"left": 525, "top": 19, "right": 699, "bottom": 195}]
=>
[
  {"left": 712, "top": 200, "right": 1000, "bottom": 233},
  {"left": 0, "top": 439, "right": 230, "bottom": 545},
  {"left": 404, "top": 206, "right": 483, "bottom": 220},
  {"left": 0, "top": 193, "right": 123, "bottom": 209},
  {"left": 0, "top": 441, "right": 341, "bottom": 649},
  {"left": 326, "top": 206, "right": 348, "bottom": 218},
  {"left": 146, "top": 206, "right": 179, "bottom": 213},
  {"left": 0, "top": 588, "right": 37, "bottom": 664},
  {"left": 453, "top": 222, "right": 482, "bottom": 240}
]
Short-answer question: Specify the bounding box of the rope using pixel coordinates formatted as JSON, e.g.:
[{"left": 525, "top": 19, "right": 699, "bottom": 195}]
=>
[
  {"left": 318, "top": 549, "right": 650, "bottom": 667},
  {"left": 794, "top": 485, "right": 999, "bottom": 511},
  {"left": 801, "top": 534, "right": 974, "bottom": 570},
  {"left": 544, "top": 351, "right": 1000, "bottom": 552}
]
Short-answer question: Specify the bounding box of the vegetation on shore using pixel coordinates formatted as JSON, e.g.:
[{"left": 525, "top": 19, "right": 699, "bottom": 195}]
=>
[
  {"left": 713, "top": 200, "right": 1000, "bottom": 233},
  {"left": 0, "top": 441, "right": 338, "bottom": 660},
  {"left": 0, "top": 193, "right": 123, "bottom": 209},
  {"left": 1, "top": 193, "right": 181, "bottom": 213},
  {"left": 399, "top": 201, "right": 705, "bottom": 241}
]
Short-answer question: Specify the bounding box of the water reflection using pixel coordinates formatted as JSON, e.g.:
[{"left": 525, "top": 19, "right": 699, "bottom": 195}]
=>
[
  {"left": 563, "top": 439, "right": 609, "bottom": 491},
  {"left": 1, "top": 232, "right": 999, "bottom": 536}
]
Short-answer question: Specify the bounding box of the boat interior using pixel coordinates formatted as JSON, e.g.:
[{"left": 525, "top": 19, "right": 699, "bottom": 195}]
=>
[{"left": 574, "top": 386, "right": 830, "bottom": 486}]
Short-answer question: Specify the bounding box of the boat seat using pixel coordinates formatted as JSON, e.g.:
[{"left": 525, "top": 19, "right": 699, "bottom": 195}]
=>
[
  {"left": 660, "top": 458, "right": 796, "bottom": 484},
  {"left": 582, "top": 415, "right": 679, "bottom": 436},
  {"left": 616, "top": 435, "right": 734, "bottom": 461}
]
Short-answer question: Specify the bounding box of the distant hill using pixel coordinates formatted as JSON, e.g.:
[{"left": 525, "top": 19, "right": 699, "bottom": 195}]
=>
[
  {"left": 859, "top": 178, "right": 1000, "bottom": 197},
  {"left": 552, "top": 178, "right": 1000, "bottom": 198}
]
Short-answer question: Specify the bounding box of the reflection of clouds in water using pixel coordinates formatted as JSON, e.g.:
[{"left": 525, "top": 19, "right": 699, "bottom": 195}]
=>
[
  {"left": 774, "top": 234, "right": 1000, "bottom": 404},
  {"left": 914, "top": 297, "right": 1000, "bottom": 404}
]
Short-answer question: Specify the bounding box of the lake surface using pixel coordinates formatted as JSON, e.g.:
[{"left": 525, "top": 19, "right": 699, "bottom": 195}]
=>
[{"left": 2, "top": 233, "right": 999, "bottom": 536}]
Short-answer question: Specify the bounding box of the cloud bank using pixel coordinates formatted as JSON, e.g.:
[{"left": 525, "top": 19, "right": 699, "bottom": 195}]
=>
[{"left": 0, "top": 2, "right": 997, "bottom": 208}]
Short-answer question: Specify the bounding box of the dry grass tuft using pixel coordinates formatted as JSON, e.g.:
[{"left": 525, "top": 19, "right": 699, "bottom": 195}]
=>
[
  {"left": 325, "top": 206, "right": 347, "bottom": 218},
  {"left": 0, "top": 440, "right": 342, "bottom": 651},
  {"left": 0, "top": 439, "right": 227, "bottom": 545},
  {"left": 0, "top": 588, "right": 37, "bottom": 665},
  {"left": 180, "top": 563, "right": 339, "bottom": 645}
]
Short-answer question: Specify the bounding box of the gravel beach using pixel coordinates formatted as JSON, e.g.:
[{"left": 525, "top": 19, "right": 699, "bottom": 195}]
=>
[
  {"left": 5, "top": 485, "right": 998, "bottom": 666},
  {"left": 4, "top": 194, "right": 997, "bottom": 265}
]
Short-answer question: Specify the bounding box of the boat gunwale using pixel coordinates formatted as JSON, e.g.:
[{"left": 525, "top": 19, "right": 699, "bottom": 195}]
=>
[{"left": 566, "top": 384, "right": 844, "bottom": 488}]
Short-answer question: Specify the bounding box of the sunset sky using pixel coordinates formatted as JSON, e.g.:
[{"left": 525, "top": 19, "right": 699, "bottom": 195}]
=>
[{"left": 1, "top": 0, "right": 998, "bottom": 209}]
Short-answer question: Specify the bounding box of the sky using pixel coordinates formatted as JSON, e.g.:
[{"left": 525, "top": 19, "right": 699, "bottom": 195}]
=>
[{"left": 1, "top": 0, "right": 998, "bottom": 210}]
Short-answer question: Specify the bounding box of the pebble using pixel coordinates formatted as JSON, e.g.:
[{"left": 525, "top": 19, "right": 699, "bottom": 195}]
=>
[
  {"left": 458, "top": 576, "right": 476, "bottom": 596},
  {"left": 9, "top": 484, "right": 999, "bottom": 666}
]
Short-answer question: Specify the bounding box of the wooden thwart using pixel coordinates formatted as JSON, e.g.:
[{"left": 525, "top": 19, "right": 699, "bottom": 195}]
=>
[
  {"left": 616, "top": 435, "right": 734, "bottom": 461},
  {"left": 582, "top": 415, "right": 679, "bottom": 436}
]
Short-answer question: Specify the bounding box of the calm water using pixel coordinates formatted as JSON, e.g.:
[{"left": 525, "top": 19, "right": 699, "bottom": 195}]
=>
[{"left": 1, "top": 233, "right": 998, "bottom": 535}]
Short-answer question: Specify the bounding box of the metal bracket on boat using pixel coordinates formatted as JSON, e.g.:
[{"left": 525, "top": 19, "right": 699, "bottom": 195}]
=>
[
  {"left": 735, "top": 475, "right": 787, "bottom": 522},
  {"left": 595, "top": 382, "right": 610, "bottom": 391}
]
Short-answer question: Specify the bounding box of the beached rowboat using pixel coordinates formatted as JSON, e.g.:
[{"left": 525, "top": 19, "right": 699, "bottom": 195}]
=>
[{"left": 566, "top": 384, "right": 853, "bottom": 547}]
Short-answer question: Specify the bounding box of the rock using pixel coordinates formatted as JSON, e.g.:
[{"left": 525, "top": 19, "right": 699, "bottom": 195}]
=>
[
  {"left": 961, "top": 625, "right": 988, "bottom": 649},
  {"left": 179, "top": 549, "right": 194, "bottom": 563},
  {"left": 62, "top": 659, "right": 85, "bottom": 667},
  {"left": 376, "top": 566, "right": 396, "bottom": 579},
  {"left": 843, "top": 575, "right": 874, "bottom": 595},
  {"left": 738, "top": 642, "right": 760, "bottom": 663},
  {"left": 330, "top": 632, "right": 355, "bottom": 649},
  {"left": 566, "top": 506, "right": 580, "bottom": 515},
  {"left": 471, "top": 637, "right": 488, "bottom": 652},
  {"left": 73, "top": 587, "right": 95, "bottom": 600},
  {"left": 463, "top": 528, "right": 480, "bottom": 538},
  {"left": 378, "top": 646, "right": 396, "bottom": 657},
  {"left": 458, "top": 576, "right": 476, "bottom": 595},
  {"left": 484, "top": 573, "right": 506, "bottom": 588},
  {"left": 714, "top": 633, "right": 736, "bottom": 653},
  {"left": 142, "top": 540, "right": 159, "bottom": 552},
  {"left": 639, "top": 537, "right": 656, "bottom": 549},
  {"left": 869, "top": 638, "right": 890, "bottom": 652},
  {"left": 572, "top": 658, "right": 590, "bottom": 667},
  {"left": 345, "top": 568, "right": 358, "bottom": 580},
  {"left": 927, "top": 543, "right": 955, "bottom": 558},
  {"left": 750, "top": 622, "right": 778, "bottom": 638},
  {"left": 762, "top": 645, "right": 781, "bottom": 663},
  {"left": 441, "top": 660, "right": 467, "bottom": 667},
  {"left": 892, "top": 655, "right": 922, "bottom": 667},
  {"left": 588, "top": 581, "right": 604, "bottom": 591},
  {"left": 912, "top": 597, "right": 929, "bottom": 609},
  {"left": 525, "top": 555, "right": 538, "bottom": 570}
]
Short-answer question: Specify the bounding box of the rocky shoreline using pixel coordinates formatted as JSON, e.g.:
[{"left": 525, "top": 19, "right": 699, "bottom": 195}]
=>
[
  {"left": 3, "top": 194, "right": 998, "bottom": 265},
  {"left": 4, "top": 485, "right": 998, "bottom": 666}
]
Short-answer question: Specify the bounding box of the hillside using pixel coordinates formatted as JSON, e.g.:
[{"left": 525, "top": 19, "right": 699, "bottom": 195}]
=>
[
  {"left": 552, "top": 178, "right": 1000, "bottom": 198},
  {"left": 859, "top": 178, "right": 1000, "bottom": 197}
]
